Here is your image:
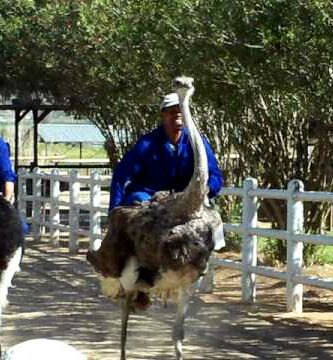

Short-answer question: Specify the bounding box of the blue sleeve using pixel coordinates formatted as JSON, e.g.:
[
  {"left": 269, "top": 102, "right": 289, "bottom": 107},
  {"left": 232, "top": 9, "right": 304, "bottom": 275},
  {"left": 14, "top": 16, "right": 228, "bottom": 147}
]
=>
[
  {"left": 109, "top": 137, "right": 150, "bottom": 211},
  {"left": 203, "top": 137, "right": 224, "bottom": 198},
  {"left": 0, "top": 140, "right": 16, "bottom": 184}
]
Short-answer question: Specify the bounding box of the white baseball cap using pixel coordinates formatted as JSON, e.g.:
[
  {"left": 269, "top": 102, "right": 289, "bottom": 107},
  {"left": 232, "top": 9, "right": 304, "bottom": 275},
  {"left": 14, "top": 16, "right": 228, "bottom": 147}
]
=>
[{"left": 160, "top": 92, "right": 179, "bottom": 111}]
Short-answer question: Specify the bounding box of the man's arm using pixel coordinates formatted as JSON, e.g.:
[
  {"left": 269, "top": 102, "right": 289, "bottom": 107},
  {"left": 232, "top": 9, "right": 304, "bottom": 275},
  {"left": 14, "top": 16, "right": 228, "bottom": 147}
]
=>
[
  {"left": 109, "top": 137, "right": 150, "bottom": 211},
  {"left": 0, "top": 141, "right": 16, "bottom": 202},
  {"left": 202, "top": 137, "right": 224, "bottom": 198}
]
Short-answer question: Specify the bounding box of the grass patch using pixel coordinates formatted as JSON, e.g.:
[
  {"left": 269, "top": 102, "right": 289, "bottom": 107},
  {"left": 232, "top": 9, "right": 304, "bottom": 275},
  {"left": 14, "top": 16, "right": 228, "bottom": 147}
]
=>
[
  {"left": 313, "top": 246, "right": 333, "bottom": 265},
  {"left": 258, "top": 237, "right": 333, "bottom": 266},
  {"left": 38, "top": 143, "right": 107, "bottom": 159}
]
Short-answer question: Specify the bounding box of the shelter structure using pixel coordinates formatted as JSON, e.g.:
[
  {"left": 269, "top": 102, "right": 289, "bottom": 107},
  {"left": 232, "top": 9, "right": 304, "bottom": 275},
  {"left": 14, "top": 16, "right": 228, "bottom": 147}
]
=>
[
  {"left": 0, "top": 101, "right": 109, "bottom": 171},
  {"left": 0, "top": 101, "right": 70, "bottom": 172},
  {"left": 38, "top": 123, "right": 105, "bottom": 160}
]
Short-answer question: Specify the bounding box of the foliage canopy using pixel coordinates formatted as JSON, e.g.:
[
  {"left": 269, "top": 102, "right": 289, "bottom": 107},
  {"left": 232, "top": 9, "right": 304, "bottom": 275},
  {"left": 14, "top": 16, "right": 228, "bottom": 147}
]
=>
[{"left": 1, "top": 0, "right": 333, "bottom": 257}]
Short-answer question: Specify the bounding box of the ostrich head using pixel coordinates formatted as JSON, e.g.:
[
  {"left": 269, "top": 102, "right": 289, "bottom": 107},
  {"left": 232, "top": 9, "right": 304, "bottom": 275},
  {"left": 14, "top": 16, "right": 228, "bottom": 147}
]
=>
[{"left": 173, "top": 76, "right": 194, "bottom": 99}]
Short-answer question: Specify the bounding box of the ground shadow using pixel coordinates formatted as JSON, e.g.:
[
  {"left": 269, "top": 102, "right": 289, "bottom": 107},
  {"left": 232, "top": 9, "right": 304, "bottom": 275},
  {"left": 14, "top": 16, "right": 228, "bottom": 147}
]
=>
[{"left": 2, "top": 239, "right": 333, "bottom": 359}]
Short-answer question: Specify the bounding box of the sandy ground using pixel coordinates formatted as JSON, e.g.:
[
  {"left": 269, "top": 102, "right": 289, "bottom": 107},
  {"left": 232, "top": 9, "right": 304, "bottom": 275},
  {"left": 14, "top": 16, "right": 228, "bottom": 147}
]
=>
[{"left": 2, "top": 238, "right": 333, "bottom": 360}]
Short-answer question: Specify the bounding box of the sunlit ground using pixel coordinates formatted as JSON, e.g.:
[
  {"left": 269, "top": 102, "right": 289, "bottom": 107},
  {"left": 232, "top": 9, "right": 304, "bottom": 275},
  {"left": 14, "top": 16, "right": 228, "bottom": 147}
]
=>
[{"left": 2, "top": 238, "right": 333, "bottom": 360}]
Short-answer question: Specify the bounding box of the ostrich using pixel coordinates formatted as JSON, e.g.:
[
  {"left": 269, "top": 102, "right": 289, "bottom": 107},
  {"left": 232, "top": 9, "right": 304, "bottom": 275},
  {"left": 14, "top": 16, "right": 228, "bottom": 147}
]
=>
[
  {"left": 0, "top": 196, "right": 24, "bottom": 357},
  {"left": 0, "top": 196, "right": 24, "bottom": 323},
  {"left": 87, "top": 76, "right": 224, "bottom": 360}
]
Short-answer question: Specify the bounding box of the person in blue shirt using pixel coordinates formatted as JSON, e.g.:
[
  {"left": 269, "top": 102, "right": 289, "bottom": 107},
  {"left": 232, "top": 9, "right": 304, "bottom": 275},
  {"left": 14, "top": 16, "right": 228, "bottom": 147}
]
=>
[
  {"left": 0, "top": 137, "right": 16, "bottom": 203},
  {"left": 109, "top": 93, "right": 224, "bottom": 211},
  {"left": 0, "top": 137, "right": 29, "bottom": 235}
]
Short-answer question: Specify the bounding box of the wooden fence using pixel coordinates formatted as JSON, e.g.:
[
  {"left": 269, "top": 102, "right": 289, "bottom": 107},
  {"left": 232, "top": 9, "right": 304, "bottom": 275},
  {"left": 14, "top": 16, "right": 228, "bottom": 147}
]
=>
[
  {"left": 217, "top": 178, "right": 333, "bottom": 312},
  {"left": 18, "top": 169, "right": 333, "bottom": 313},
  {"left": 18, "top": 168, "right": 109, "bottom": 252}
]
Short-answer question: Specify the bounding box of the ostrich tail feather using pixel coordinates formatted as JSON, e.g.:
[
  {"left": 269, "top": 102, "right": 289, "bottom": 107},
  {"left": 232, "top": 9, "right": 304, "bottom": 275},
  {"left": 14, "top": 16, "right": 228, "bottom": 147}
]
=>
[
  {"left": 100, "top": 264, "right": 199, "bottom": 306},
  {"left": 0, "top": 246, "right": 22, "bottom": 309},
  {"left": 100, "top": 277, "right": 124, "bottom": 300}
]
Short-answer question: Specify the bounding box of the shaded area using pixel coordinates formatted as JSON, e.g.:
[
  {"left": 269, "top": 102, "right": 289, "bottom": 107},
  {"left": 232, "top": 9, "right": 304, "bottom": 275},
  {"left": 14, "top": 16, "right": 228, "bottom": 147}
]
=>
[{"left": 1, "top": 239, "right": 333, "bottom": 359}]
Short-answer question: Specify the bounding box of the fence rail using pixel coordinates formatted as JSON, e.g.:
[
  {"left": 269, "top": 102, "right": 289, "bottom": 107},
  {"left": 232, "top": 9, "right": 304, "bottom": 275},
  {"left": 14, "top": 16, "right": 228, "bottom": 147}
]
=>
[
  {"left": 216, "top": 178, "right": 333, "bottom": 313},
  {"left": 18, "top": 168, "right": 110, "bottom": 252},
  {"left": 18, "top": 169, "right": 333, "bottom": 313}
]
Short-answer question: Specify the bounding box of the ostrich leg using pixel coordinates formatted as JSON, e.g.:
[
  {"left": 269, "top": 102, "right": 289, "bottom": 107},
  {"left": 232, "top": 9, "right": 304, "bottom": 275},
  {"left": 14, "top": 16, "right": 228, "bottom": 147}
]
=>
[
  {"left": 173, "top": 289, "right": 190, "bottom": 360},
  {"left": 120, "top": 295, "right": 131, "bottom": 360}
]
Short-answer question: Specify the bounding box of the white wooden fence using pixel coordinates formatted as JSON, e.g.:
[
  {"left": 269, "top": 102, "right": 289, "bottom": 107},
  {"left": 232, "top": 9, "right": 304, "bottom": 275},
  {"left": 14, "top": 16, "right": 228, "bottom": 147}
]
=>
[
  {"left": 18, "top": 168, "right": 110, "bottom": 252},
  {"left": 18, "top": 169, "right": 333, "bottom": 313},
  {"left": 217, "top": 178, "right": 333, "bottom": 313}
]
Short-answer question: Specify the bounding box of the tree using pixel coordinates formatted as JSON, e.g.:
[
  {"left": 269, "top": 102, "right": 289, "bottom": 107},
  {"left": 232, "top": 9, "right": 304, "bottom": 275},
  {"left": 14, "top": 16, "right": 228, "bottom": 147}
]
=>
[{"left": 1, "top": 1, "right": 333, "bottom": 262}]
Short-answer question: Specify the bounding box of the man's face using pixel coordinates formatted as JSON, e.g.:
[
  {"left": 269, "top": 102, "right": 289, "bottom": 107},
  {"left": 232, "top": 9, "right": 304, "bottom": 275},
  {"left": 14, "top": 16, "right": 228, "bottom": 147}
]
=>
[{"left": 161, "top": 105, "right": 183, "bottom": 136}]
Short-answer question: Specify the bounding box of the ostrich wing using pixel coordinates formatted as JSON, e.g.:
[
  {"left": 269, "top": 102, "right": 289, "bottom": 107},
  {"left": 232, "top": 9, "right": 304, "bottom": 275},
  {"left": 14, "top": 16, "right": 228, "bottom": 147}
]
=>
[{"left": 87, "top": 199, "right": 222, "bottom": 281}]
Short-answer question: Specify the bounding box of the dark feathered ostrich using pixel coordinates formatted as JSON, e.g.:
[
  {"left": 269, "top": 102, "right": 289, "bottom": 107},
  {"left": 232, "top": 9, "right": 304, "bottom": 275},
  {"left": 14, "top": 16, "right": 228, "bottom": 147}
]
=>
[
  {"left": 87, "top": 76, "right": 224, "bottom": 360},
  {"left": 0, "top": 196, "right": 24, "bottom": 354},
  {"left": 0, "top": 196, "right": 24, "bottom": 311},
  {"left": 0, "top": 197, "right": 87, "bottom": 359}
]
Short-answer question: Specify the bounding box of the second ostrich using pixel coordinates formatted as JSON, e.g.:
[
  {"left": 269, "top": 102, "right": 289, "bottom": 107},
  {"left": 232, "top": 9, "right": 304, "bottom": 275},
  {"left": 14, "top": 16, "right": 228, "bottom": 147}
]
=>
[{"left": 87, "top": 76, "right": 224, "bottom": 360}]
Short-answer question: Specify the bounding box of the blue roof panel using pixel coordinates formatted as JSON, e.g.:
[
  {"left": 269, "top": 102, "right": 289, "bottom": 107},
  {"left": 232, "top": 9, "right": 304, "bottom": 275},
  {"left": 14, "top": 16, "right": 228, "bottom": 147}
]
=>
[{"left": 38, "top": 124, "right": 105, "bottom": 144}]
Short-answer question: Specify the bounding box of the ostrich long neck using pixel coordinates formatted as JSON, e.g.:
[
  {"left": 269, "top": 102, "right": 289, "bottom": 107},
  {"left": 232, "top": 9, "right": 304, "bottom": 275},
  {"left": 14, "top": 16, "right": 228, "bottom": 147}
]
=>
[{"left": 173, "top": 92, "right": 208, "bottom": 217}]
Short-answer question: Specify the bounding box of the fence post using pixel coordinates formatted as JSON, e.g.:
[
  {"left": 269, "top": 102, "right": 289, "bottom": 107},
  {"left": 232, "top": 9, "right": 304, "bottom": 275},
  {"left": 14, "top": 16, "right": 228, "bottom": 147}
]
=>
[
  {"left": 69, "top": 170, "right": 80, "bottom": 253},
  {"left": 286, "top": 179, "right": 304, "bottom": 313},
  {"left": 32, "top": 167, "right": 42, "bottom": 241},
  {"left": 17, "top": 168, "right": 27, "bottom": 223},
  {"left": 89, "top": 171, "right": 102, "bottom": 250},
  {"left": 50, "top": 169, "right": 60, "bottom": 247},
  {"left": 40, "top": 177, "right": 46, "bottom": 236},
  {"left": 242, "top": 178, "right": 258, "bottom": 303}
]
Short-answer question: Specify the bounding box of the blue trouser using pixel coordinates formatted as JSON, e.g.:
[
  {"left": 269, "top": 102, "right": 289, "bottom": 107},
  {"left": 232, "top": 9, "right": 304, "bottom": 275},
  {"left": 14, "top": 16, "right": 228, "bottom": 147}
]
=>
[
  {"left": 22, "top": 219, "right": 30, "bottom": 235},
  {"left": 123, "top": 191, "right": 153, "bottom": 206}
]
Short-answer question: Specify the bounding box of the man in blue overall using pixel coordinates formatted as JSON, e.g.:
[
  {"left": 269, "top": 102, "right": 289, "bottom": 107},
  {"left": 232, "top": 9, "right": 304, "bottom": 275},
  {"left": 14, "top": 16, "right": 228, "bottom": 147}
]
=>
[
  {"left": 0, "top": 137, "right": 29, "bottom": 234},
  {"left": 0, "top": 137, "right": 16, "bottom": 203},
  {"left": 109, "top": 93, "right": 223, "bottom": 211}
]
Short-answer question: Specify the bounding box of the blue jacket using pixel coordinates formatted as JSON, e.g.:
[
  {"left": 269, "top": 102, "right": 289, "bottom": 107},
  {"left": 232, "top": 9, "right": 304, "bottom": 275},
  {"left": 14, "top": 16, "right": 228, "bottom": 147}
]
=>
[
  {"left": 109, "top": 126, "right": 223, "bottom": 210},
  {"left": 0, "top": 138, "right": 16, "bottom": 192}
]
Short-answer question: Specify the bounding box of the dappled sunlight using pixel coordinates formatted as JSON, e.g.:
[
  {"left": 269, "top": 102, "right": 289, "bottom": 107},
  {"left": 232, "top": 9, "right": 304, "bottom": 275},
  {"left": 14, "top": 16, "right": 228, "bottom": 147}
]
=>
[{"left": 1, "top": 238, "right": 333, "bottom": 359}]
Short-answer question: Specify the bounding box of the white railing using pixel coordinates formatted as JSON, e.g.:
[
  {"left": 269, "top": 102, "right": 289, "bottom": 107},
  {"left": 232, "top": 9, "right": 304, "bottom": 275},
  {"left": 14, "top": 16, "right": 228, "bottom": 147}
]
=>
[
  {"left": 18, "top": 169, "right": 333, "bottom": 313},
  {"left": 18, "top": 168, "right": 110, "bottom": 252},
  {"left": 217, "top": 178, "right": 333, "bottom": 313}
]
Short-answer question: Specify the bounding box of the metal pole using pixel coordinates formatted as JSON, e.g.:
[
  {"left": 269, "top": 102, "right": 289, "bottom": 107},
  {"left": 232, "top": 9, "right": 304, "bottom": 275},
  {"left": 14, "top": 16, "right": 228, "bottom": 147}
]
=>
[
  {"left": 14, "top": 110, "right": 20, "bottom": 173},
  {"left": 32, "top": 109, "right": 38, "bottom": 169}
]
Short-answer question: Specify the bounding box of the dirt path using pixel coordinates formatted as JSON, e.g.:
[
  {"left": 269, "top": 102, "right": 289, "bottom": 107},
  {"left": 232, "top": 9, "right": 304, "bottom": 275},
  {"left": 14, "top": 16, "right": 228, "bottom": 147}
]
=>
[{"left": 2, "top": 239, "right": 333, "bottom": 360}]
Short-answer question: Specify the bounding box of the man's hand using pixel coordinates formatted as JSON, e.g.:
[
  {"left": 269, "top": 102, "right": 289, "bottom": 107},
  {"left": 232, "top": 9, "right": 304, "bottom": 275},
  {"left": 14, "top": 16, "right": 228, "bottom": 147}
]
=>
[{"left": 4, "top": 181, "right": 14, "bottom": 203}]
